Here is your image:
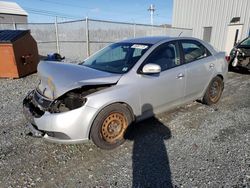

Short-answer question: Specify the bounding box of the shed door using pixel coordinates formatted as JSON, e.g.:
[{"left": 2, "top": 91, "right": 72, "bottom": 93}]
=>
[
  {"left": 224, "top": 24, "right": 243, "bottom": 55},
  {"left": 0, "top": 45, "right": 18, "bottom": 78}
]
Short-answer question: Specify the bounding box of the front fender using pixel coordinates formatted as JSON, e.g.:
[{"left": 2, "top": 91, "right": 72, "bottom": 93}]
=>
[{"left": 85, "top": 84, "right": 141, "bottom": 117}]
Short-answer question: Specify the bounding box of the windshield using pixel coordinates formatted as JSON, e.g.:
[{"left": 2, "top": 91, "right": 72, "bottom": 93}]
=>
[
  {"left": 240, "top": 37, "right": 250, "bottom": 46},
  {"left": 82, "top": 42, "right": 152, "bottom": 74}
]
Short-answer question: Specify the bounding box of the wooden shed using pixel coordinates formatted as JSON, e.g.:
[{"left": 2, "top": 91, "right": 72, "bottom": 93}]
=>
[{"left": 0, "top": 30, "right": 39, "bottom": 78}]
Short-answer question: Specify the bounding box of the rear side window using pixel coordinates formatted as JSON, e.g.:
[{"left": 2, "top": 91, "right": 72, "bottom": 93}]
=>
[{"left": 181, "top": 41, "right": 211, "bottom": 63}]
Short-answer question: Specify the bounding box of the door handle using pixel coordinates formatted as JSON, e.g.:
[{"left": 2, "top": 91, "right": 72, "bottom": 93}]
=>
[
  {"left": 209, "top": 63, "right": 215, "bottom": 68},
  {"left": 176, "top": 73, "right": 184, "bottom": 79}
]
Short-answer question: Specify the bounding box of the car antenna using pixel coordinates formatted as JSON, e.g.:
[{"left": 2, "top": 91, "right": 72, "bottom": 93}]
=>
[{"left": 178, "top": 32, "right": 183, "bottom": 37}]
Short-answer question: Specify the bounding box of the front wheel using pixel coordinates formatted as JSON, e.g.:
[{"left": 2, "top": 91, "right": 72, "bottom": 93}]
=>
[
  {"left": 202, "top": 76, "right": 224, "bottom": 105},
  {"left": 90, "top": 103, "right": 133, "bottom": 150}
]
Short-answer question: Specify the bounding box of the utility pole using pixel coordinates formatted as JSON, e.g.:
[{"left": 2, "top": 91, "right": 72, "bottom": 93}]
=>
[{"left": 148, "top": 4, "right": 155, "bottom": 26}]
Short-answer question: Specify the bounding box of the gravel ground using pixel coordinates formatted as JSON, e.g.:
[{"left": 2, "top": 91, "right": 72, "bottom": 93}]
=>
[{"left": 0, "top": 70, "right": 249, "bottom": 187}]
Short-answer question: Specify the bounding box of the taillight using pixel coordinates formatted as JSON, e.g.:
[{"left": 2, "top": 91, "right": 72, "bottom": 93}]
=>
[{"left": 225, "top": 56, "right": 230, "bottom": 62}]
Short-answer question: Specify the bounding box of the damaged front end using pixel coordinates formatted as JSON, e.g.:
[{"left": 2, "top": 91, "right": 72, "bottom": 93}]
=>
[
  {"left": 23, "top": 89, "right": 50, "bottom": 137},
  {"left": 23, "top": 61, "right": 122, "bottom": 142},
  {"left": 23, "top": 84, "right": 113, "bottom": 141},
  {"left": 230, "top": 48, "right": 250, "bottom": 69}
]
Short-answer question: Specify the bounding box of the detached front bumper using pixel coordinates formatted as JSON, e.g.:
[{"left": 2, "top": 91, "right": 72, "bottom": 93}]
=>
[{"left": 23, "top": 91, "right": 98, "bottom": 144}]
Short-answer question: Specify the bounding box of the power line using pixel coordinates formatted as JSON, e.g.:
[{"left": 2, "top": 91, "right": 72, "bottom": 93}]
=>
[
  {"left": 24, "top": 7, "right": 82, "bottom": 19},
  {"left": 0, "top": 7, "right": 82, "bottom": 19},
  {"left": 38, "top": 0, "right": 91, "bottom": 10},
  {"left": 1, "top": 3, "right": 168, "bottom": 24},
  {"left": 36, "top": 0, "right": 154, "bottom": 19}
]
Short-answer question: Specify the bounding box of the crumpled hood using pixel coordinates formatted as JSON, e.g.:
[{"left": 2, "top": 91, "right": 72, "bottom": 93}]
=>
[{"left": 37, "top": 61, "right": 122, "bottom": 99}]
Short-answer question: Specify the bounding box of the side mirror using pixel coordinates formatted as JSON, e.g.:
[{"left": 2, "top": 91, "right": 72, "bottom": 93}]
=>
[{"left": 142, "top": 63, "right": 161, "bottom": 74}]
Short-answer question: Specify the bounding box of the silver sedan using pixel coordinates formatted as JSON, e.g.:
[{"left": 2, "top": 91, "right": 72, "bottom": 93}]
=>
[{"left": 23, "top": 36, "right": 228, "bottom": 149}]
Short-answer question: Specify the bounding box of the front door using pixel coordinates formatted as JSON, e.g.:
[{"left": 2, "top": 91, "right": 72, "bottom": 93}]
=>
[
  {"left": 138, "top": 41, "right": 186, "bottom": 115},
  {"left": 225, "top": 24, "right": 243, "bottom": 55}
]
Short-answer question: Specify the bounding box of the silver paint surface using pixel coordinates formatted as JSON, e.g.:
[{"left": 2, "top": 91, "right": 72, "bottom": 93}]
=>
[{"left": 25, "top": 37, "right": 228, "bottom": 143}]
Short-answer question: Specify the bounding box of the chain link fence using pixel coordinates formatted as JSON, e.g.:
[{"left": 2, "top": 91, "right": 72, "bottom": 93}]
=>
[{"left": 0, "top": 18, "right": 192, "bottom": 60}]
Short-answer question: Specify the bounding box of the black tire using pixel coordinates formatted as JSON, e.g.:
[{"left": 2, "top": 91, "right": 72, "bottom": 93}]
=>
[
  {"left": 90, "top": 103, "right": 133, "bottom": 150},
  {"left": 228, "top": 60, "right": 234, "bottom": 71},
  {"left": 228, "top": 59, "right": 237, "bottom": 72},
  {"left": 202, "top": 76, "right": 224, "bottom": 105}
]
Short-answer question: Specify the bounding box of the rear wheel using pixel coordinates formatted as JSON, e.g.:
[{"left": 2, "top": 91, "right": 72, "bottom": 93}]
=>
[
  {"left": 90, "top": 103, "right": 133, "bottom": 150},
  {"left": 202, "top": 76, "right": 224, "bottom": 105}
]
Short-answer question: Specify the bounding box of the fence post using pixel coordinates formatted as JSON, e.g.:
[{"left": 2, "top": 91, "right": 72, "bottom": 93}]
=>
[
  {"left": 133, "top": 23, "right": 136, "bottom": 38},
  {"left": 55, "top": 17, "right": 60, "bottom": 54},
  {"left": 85, "top": 17, "right": 90, "bottom": 57},
  {"left": 13, "top": 22, "right": 16, "bottom": 30}
]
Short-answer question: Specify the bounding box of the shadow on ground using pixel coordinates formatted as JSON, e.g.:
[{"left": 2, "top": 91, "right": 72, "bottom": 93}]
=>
[
  {"left": 125, "top": 104, "right": 173, "bottom": 188},
  {"left": 229, "top": 66, "right": 250, "bottom": 75}
]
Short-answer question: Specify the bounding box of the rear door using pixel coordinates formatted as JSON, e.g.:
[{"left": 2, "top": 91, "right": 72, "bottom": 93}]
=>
[{"left": 180, "top": 40, "right": 215, "bottom": 102}]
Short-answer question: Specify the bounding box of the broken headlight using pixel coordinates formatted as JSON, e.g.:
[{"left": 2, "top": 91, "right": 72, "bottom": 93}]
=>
[
  {"left": 48, "top": 85, "right": 113, "bottom": 113},
  {"left": 50, "top": 92, "right": 87, "bottom": 113}
]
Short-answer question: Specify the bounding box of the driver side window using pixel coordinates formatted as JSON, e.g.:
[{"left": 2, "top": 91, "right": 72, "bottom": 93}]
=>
[{"left": 144, "top": 42, "right": 181, "bottom": 72}]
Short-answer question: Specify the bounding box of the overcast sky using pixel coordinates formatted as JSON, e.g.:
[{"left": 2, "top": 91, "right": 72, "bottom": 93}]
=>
[{"left": 4, "top": 0, "right": 173, "bottom": 24}]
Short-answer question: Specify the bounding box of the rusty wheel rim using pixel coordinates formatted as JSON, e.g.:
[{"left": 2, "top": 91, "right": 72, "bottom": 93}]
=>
[
  {"left": 101, "top": 112, "right": 128, "bottom": 143},
  {"left": 209, "top": 80, "right": 221, "bottom": 103}
]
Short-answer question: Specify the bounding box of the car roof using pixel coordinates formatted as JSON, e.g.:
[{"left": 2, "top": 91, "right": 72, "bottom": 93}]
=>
[
  {"left": 120, "top": 36, "right": 172, "bottom": 44},
  {"left": 120, "top": 36, "right": 207, "bottom": 45},
  {"left": 120, "top": 36, "right": 218, "bottom": 54}
]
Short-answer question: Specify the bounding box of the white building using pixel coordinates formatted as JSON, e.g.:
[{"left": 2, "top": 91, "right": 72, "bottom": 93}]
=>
[
  {"left": 0, "top": 1, "right": 28, "bottom": 24},
  {"left": 172, "top": 0, "right": 250, "bottom": 54}
]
